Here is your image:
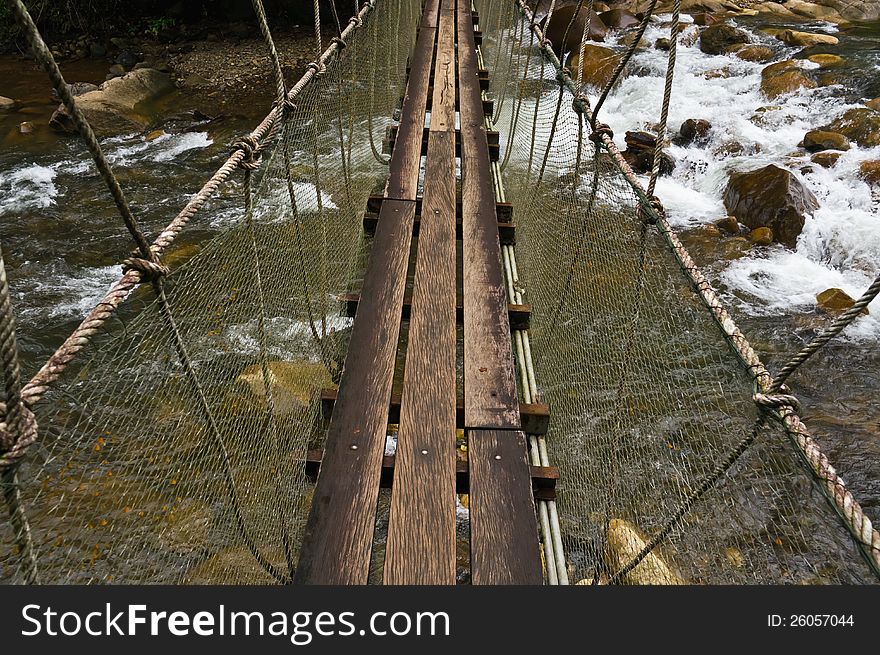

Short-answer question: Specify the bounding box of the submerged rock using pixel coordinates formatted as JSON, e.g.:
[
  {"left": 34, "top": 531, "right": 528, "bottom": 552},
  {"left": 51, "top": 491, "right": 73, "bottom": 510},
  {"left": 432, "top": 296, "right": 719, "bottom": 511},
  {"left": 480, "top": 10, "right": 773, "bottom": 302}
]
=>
[
  {"left": 807, "top": 53, "right": 844, "bottom": 68},
  {"left": 823, "top": 108, "right": 880, "bottom": 147},
  {"left": 749, "top": 226, "right": 774, "bottom": 246},
  {"left": 715, "top": 215, "right": 740, "bottom": 234},
  {"left": 859, "top": 160, "right": 880, "bottom": 185},
  {"left": 237, "top": 360, "right": 332, "bottom": 415},
  {"left": 679, "top": 118, "right": 712, "bottom": 145},
  {"left": 545, "top": 6, "right": 607, "bottom": 56},
  {"left": 866, "top": 98, "right": 880, "bottom": 111},
  {"left": 699, "top": 23, "right": 749, "bottom": 55},
  {"left": 802, "top": 129, "right": 850, "bottom": 152},
  {"left": 0, "top": 96, "right": 16, "bottom": 113},
  {"left": 811, "top": 151, "right": 841, "bottom": 168},
  {"left": 760, "top": 60, "right": 816, "bottom": 99},
  {"left": 568, "top": 44, "right": 623, "bottom": 90},
  {"left": 599, "top": 8, "right": 640, "bottom": 30},
  {"left": 723, "top": 164, "right": 819, "bottom": 248}
]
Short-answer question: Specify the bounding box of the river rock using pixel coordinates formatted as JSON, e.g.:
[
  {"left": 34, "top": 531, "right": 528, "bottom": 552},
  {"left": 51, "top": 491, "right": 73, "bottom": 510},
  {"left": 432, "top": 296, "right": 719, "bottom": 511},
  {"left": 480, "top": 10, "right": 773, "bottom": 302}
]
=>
[
  {"left": 568, "top": 44, "right": 623, "bottom": 90},
  {"left": 816, "top": 288, "right": 867, "bottom": 315},
  {"left": 723, "top": 164, "right": 819, "bottom": 248},
  {"left": 720, "top": 236, "right": 752, "bottom": 260},
  {"left": 599, "top": 8, "right": 640, "bottom": 30},
  {"left": 19, "top": 121, "right": 34, "bottom": 135},
  {"left": 760, "top": 60, "right": 816, "bottom": 99},
  {"left": 692, "top": 12, "right": 719, "bottom": 26},
  {"left": 0, "top": 96, "right": 16, "bottom": 113},
  {"left": 807, "top": 53, "right": 844, "bottom": 68},
  {"left": 749, "top": 226, "right": 774, "bottom": 246},
  {"left": 863, "top": 97, "right": 880, "bottom": 111},
  {"left": 859, "top": 160, "right": 880, "bottom": 185},
  {"left": 699, "top": 23, "right": 749, "bottom": 55},
  {"left": 680, "top": 118, "right": 712, "bottom": 145},
  {"left": 802, "top": 129, "right": 850, "bottom": 152},
  {"left": 545, "top": 6, "right": 607, "bottom": 56},
  {"left": 823, "top": 108, "right": 880, "bottom": 147},
  {"left": 605, "top": 519, "right": 685, "bottom": 585},
  {"left": 655, "top": 37, "right": 670, "bottom": 51},
  {"left": 811, "top": 151, "right": 841, "bottom": 168},
  {"left": 715, "top": 215, "right": 740, "bottom": 234},
  {"left": 237, "top": 360, "right": 331, "bottom": 415},
  {"left": 776, "top": 30, "right": 839, "bottom": 47},
  {"left": 49, "top": 68, "right": 175, "bottom": 137},
  {"left": 107, "top": 64, "right": 125, "bottom": 79},
  {"left": 621, "top": 130, "right": 675, "bottom": 175},
  {"left": 734, "top": 45, "right": 775, "bottom": 62}
]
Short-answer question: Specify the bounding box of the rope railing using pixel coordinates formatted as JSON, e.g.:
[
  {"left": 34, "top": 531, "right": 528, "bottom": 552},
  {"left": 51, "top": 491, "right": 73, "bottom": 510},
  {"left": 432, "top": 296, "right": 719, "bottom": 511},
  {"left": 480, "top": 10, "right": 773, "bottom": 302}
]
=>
[{"left": 512, "top": 0, "right": 880, "bottom": 577}]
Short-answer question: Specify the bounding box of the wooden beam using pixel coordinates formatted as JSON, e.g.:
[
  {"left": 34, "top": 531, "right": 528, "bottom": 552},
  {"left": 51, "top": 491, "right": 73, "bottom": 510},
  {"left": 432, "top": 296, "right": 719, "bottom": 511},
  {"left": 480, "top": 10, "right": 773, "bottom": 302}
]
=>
[{"left": 383, "top": 125, "right": 500, "bottom": 162}]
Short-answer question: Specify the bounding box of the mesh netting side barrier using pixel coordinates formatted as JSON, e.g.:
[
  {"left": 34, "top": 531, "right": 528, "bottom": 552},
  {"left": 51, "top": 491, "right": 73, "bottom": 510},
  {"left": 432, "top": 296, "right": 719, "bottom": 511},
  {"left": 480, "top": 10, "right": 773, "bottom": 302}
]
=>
[
  {"left": 0, "top": 0, "right": 422, "bottom": 584},
  {"left": 477, "top": 0, "right": 878, "bottom": 584}
]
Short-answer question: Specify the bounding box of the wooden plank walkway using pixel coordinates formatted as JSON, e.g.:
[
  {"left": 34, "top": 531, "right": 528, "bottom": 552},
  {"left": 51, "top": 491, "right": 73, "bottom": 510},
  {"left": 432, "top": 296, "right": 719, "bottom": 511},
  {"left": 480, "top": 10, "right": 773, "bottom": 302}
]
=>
[{"left": 295, "top": 0, "right": 543, "bottom": 586}]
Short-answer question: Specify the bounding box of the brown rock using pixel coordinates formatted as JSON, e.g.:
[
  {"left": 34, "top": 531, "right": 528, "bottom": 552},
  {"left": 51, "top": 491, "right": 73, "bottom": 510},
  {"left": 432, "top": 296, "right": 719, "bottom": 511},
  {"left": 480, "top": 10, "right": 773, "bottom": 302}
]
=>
[
  {"left": 723, "top": 164, "right": 819, "bottom": 248},
  {"left": 824, "top": 108, "right": 880, "bottom": 147},
  {"left": 776, "top": 30, "right": 839, "bottom": 47},
  {"left": 545, "top": 6, "right": 607, "bottom": 56},
  {"left": 145, "top": 129, "right": 167, "bottom": 142},
  {"left": 680, "top": 118, "right": 712, "bottom": 145},
  {"left": 760, "top": 60, "right": 816, "bottom": 99},
  {"left": 866, "top": 98, "right": 880, "bottom": 111},
  {"left": 720, "top": 237, "right": 752, "bottom": 260},
  {"left": 802, "top": 130, "right": 850, "bottom": 152},
  {"left": 749, "top": 226, "right": 774, "bottom": 246},
  {"left": 859, "top": 160, "right": 880, "bottom": 185},
  {"left": 655, "top": 37, "right": 670, "bottom": 51},
  {"left": 0, "top": 96, "right": 16, "bottom": 113},
  {"left": 811, "top": 151, "right": 841, "bottom": 168},
  {"left": 700, "top": 23, "right": 750, "bottom": 55},
  {"left": 816, "top": 288, "right": 868, "bottom": 315},
  {"left": 18, "top": 121, "right": 34, "bottom": 135},
  {"left": 807, "top": 53, "right": 844, "bottom": 68},
  {"left": 734, "top": 45, "right": 775, "bottom": 62},
  {"left": 599, "top": 8, "right": 640, "bottom": 30},
  {"left": 715, "top": 215, "right": 740, "bottom": 234},
  {"left": 692, "top": 13, "right": 719, "bottom": 26},
  {"left": 568, "top": 44, "right": 624, "bottom": 90}
]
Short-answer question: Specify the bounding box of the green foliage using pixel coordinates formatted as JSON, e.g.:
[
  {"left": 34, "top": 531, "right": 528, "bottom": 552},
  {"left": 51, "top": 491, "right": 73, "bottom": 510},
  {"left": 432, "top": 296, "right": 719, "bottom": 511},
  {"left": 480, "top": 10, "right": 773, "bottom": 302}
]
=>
[{"left": 144, "top": 16, "right": 176, "bottom": 38}]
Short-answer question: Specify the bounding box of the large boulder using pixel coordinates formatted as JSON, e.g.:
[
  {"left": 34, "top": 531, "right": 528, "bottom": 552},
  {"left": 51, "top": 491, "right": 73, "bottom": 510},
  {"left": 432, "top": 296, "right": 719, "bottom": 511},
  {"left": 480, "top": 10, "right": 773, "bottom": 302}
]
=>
[
  {"left": 723, "top": 164, "right": 819, "bottom": 248},
  {"left": 699, "top": 23, "right": 749, "bottom": 55},
  {"left": 760, "top": 60, "right": 816, "bottom": 99},
  {"left": 49, "top": 69, "right": 175, "bottom": 137},
  {"left": 776, "top": 29, "right": 839, "bottom": 47},
  {"left": 545, "top": 6, "right": 607, "bottom": 56},
  {"left": 599, "top": 8, "right": 640, "bottom": 30},
  {"left": 823, "top": 108, "right": 880, "bottom": 147},
  {"left": 568, "top": 44, "right": 623, "bottom": 90},
  {"left": 809, "top": 0, "right": 880, "bottom": 21}
]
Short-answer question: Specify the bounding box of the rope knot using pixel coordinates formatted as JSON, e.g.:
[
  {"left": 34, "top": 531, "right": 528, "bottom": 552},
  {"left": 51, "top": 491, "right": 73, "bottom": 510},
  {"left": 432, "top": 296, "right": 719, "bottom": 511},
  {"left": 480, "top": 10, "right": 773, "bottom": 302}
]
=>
[
  {"left": 307, "top": 61, "right": 326, "bottom": 75},
  {"left": 637, "top": 195, "right": 665, "bottom": 225},
  {"left": 588, "top": 122, "right": 613, "bottom": 144},
  {"left": 572, "top": 91, "right": 590, "bottom": 115},
  {"left": 122, "top": 256, "right": 170, "bottom": 281},
  {"left": 556, "top": 67, "right": 571, "bottom": 84},
  {"left": 753, "top": 392, "right": 802, "bottom": 414},
  {"left": 331, "top": 36, "right": 347, "bottom": 49},
  {"left": 0, "top": 402, "right": 38, "bottom": 473},
  {"left": 349, "top": 15, "right": 363, "bottom": 28},
  {"left": 232, "top": 135, "right": 262, "bottom": 170}
]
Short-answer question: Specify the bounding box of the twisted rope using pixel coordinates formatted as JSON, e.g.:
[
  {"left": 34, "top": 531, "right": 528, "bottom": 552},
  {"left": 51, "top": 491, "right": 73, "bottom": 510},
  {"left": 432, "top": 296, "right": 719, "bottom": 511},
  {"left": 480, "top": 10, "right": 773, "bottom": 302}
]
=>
[{"left": 647, "top": 0, "right": 680, "bottom": 198}]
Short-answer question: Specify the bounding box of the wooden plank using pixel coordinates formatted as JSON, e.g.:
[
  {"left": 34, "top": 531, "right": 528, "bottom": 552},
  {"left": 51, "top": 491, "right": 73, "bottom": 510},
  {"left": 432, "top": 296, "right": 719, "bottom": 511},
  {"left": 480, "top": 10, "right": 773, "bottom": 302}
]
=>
[
  {"left": 420, "top": 0, "right": 441, "bottom": 27},
  {"left": 386, "top": 22, "right": 436, "bottom": 201},
  {"left": 294, "top": 199, "right": 416, "bottom": 585},
  {"left": 383, "top": 125, "right": 500, "bottom": 161},
  {"left": 428, "top": 0, "right": 456, "bottom": 133},
  {"left": 384, "top": 130, "right": 458, "bottom": 585},
  {"left": 457, "top": 3, "right": 520, "bottom": 430},
  {"left": 320, "top": 389, "right": 551, "bottom": 437},
  {"left": 339, "top": 293, "right": 531, "bottom": 331},
  {"left": 304, "top": 450, "right": 559, "bottom": 500},
  {"left": 362, "top": 210, "right": 516, "bottom": 245},
  {"left": 469, "top": 429, "right": 544, "bottom": 585}
]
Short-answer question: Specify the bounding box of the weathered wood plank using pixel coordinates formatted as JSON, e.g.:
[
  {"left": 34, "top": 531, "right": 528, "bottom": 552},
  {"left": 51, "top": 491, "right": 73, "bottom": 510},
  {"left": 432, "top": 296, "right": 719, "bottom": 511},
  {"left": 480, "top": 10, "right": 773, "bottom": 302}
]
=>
[
  {"left": 384, "top": 128, "right": 458, "bottom": 585},
  {"left": 457, "top": 3, "right": 520, "bottom": 430},
  {"left": 366, "top": 195, "right": 513, "bottom": 223},
  {"left": 320, "top": 389, "right": 551, "bottom": 437},
  {"left": 428, "top": 0, "right": 456, "bottom": 133},
  {"left": 420, "top": 0, "right": 441, "bottom": 27},
  {"left": 386, "top": 21, "right": 436, "bottom": 201},
  {"left": 294, "top": 199, "right": 416, "bottom": 585},
  {"left": 469, "top": 429, "right": 544, "bottom": 585},
  {"left": 362, "top": 210, "right": 516, "bottom": 245}
]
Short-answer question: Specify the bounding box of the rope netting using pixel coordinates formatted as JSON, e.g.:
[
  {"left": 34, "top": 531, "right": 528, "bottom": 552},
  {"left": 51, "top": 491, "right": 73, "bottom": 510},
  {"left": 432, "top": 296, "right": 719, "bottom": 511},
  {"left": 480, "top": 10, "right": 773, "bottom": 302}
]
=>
[
  {"left": 0, "top": 0, "right": 422, "bottom": 584},
  {"left": 477, "top": 0, "right": 879, "bottom": 584}
]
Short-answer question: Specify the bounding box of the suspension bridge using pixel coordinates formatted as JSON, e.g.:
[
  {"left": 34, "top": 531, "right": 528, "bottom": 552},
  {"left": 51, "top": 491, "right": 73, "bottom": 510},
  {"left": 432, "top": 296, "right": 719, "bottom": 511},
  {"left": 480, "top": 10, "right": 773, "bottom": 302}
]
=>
[{"left": 1, "top": 0, "right": 879, "bottom": 585}]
